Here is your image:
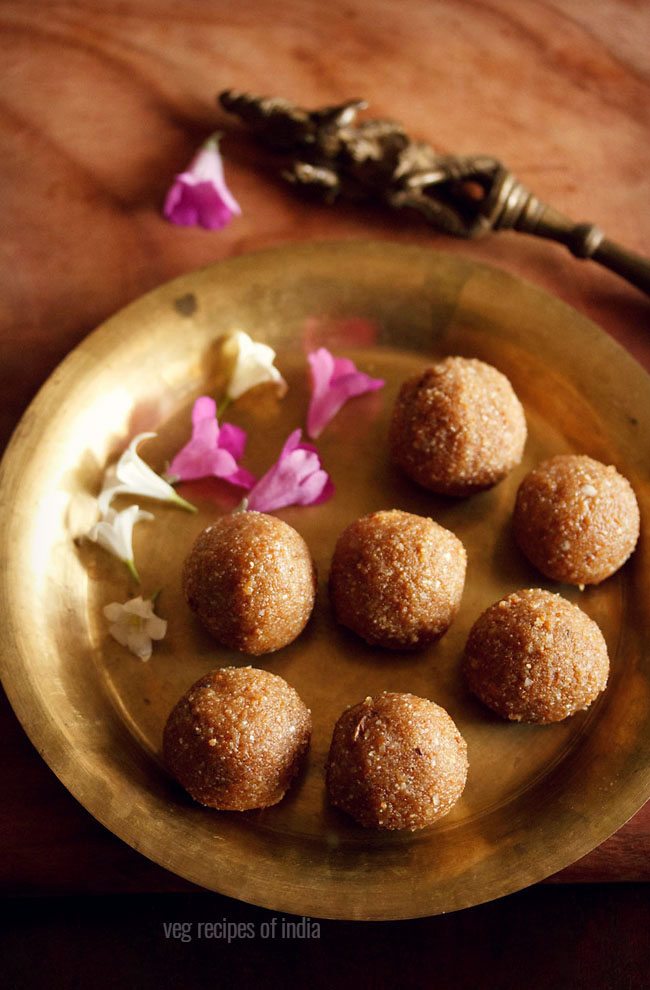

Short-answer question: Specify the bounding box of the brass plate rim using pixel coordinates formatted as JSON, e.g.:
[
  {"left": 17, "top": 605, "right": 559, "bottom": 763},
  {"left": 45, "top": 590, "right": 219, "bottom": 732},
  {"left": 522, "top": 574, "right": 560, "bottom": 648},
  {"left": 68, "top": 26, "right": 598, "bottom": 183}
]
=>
[{"left": 0, "top": 240, "right": 649, "bottom": 920}]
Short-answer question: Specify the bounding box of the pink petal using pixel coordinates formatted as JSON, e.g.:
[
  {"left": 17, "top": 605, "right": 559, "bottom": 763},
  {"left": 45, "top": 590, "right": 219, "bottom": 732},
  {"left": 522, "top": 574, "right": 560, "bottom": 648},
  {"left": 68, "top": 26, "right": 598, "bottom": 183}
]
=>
[
  {"left": 188, "top": 143, "right": 241, "bottom": 217},
  {"left": 226, "top": 465, "right": 258, "bottom": 489},
  {"left": 168, "top": 443, "right": 237, "bottom": 483},
  {"left": 295, "top": 467, "right": 334, "bottom": 505},
  {"left": 307, "top": 348, "right": 384, "bottom": 438},
  {"left": 192, "top": 395, "right": 219, "bottom": 426},
  {"left": 247, "top": 430, "right": 334, "bottom": 512},
  {"left": 168, "top": 397, "right": 254, "bottom": 489},
  {"left": 279, "top": 428, "right": 304, "bottom": 458},
  {"left": 164, "top": 178, "right": 237, "bottom": 229},
  {"left": 219, "top": 422, "right": 247, "bottom": 461},
  {"left": 190, "top": 396, "right": 220, "bottom": 448},
  {"left": 163, "top": 137, "right": 241, "bottom": 231}
]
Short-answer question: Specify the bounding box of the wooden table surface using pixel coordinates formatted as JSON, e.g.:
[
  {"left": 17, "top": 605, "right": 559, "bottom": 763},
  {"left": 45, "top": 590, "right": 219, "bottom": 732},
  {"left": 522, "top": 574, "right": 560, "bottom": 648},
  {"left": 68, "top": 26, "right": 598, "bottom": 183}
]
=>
[{"left": 1, "top": 0, "right": 649, "bottom": 898}]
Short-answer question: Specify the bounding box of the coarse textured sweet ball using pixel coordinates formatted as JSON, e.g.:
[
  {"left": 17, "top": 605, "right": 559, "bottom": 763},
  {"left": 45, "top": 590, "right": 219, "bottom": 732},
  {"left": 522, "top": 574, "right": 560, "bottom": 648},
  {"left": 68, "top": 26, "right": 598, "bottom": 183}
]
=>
[
  {"left": 182, "top": 511, "right": 317, "bottom": 655},
  {"left": 329, "top": 509, "right": 466, "bottom": 649},
  {"left": 163, "top": 666, "right": 312, "bottom": 810},
  {"left": 389, "top": 356, "right": 527, "bottom": 495},
  {"left": 463, "top": 589, "right": 609, "bottom": 723},
  {"left": 326, "top": 692, "right": 468, "bottom": 830},
  {"left": 514, "top": 454, "right": 640, "bottom": 586}
]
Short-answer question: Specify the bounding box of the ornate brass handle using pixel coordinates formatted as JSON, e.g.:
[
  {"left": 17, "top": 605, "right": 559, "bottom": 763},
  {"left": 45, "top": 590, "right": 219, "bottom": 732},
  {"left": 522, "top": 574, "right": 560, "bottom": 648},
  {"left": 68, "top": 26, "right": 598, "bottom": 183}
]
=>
[
  {"left": 483, "top": 170, "right": 650, "bottom": 296},
  {"left": 220, "top": 90, "right": 650, "bottom": 297}
]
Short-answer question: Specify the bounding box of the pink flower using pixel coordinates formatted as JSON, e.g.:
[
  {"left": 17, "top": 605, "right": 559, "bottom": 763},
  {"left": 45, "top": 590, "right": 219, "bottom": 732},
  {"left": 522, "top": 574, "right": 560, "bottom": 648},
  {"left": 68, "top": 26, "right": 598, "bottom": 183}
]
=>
[
  {"left": 167, "top": 397, "right": 255, "bottom": 489},
  {"left": 307, "top": 348, "right": 384, "bottom": 438},
  {"left": 247, "top": 430, "right": 334, "bottom": 512},
  {"left": 163, "top": 135, "right": 241, "bottom": 230}
]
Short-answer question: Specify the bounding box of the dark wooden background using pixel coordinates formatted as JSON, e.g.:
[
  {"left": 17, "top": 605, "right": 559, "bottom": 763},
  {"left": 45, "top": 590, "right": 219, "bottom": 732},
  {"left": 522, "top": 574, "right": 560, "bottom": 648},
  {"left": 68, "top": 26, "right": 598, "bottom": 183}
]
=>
[{"left": 1, "top": 0, "right": 649, "bottom": 983}]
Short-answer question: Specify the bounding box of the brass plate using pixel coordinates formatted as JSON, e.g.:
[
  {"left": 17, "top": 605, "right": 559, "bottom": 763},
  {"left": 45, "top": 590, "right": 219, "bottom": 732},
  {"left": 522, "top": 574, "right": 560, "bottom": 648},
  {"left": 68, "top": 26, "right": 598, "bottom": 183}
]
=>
[{"left": 0, "top": 242, "right": 649, "bottom": 921}]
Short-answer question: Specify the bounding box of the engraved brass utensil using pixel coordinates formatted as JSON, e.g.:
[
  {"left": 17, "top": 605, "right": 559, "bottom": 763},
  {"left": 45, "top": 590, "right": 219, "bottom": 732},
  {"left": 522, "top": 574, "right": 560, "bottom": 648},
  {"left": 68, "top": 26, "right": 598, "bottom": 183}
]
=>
[{"left": 220, "top": 90, "right": 650, "bottom": 296}]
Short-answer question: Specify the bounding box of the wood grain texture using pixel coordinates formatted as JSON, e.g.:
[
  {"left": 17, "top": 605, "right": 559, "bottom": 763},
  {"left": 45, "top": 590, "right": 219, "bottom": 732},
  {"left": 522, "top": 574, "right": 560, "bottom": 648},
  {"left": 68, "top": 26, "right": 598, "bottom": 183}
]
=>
[{"left": 0, "top": 0, "right": 649, "bottom": 895}]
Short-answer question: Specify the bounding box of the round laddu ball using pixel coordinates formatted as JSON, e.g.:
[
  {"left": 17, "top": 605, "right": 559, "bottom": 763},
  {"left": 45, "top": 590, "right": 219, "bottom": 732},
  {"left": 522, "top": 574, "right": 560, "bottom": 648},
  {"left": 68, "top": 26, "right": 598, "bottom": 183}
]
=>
[
  {"left": 389, "top": 356, "right": 527, "bottom": 495},
  {"left": 326, "top": 692, "right": 468, "bottom": 831},
  {"left": 514, "top": 454, "right": 640, "bottom": 586},
  {"left": 463, "top": 589, "right": 609, "bottom": 723},
  {"left": 329, "top": 509, "right": 466, "bottom": 649},
  {"left": 182, "top": 511, "right": 317, "bottom": 655},
  {"left": 163, "top": 666, "right": 312, "bottom": 810}
]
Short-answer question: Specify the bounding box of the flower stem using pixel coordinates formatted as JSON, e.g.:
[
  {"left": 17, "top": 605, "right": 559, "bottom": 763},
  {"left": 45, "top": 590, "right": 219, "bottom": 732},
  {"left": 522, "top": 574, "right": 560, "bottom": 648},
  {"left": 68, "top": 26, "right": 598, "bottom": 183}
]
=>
[
  {"left": 217, "top": 395, "right": 231, "bottom": 419},
  {"left": 170, "top": 492, "right": 198, "bottom": 513},
  {"left": 125, "top": 558, "right": 140, "bottom": 583}
]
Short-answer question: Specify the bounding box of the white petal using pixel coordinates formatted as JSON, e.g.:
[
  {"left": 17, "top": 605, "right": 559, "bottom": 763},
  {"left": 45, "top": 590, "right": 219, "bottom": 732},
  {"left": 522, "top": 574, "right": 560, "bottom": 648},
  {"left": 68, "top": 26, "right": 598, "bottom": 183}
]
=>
[
  {"left": 97, "top": 433, "right": 180, "bottom": 512},
  {"left": 97, "top": 465, "right": 121, "bottom": 515},
  {"left": 87, "top": 519, "right": 123, "bottom": 558},
  {"left": 118, "top": 445, "right": 177, "bottom": 500},
  {"left": 126, "top": 628, "right": 153, "bottom": 661},
  {"left": 98, "top": 484, "right": 121, "bottom": 517},
  {"left": 103, "top": 602, "right": 126, "bottom": 622},
  {"left": 108, "top": 621, "right": 132, "bottom": 647},
  {"left": 145, "top": 616, "right": 167, "bottom": 640},
  {"left": 123, "top": 596, "right": 154, "bottom": 619},
  {"left": 127, "top": 431, "right": 157, "bottom": 451},
  {"left": 113, "top": 505, "right": 154, "bottom": 560},
  {"left": 87, "top": 505, "right": 153, "bottom": 563},
  {"left": 226, "top": 330, "right": 287, "bottom": 400},
  {"left": 104, "top": 593, "right": 165, "bottom": 659}
]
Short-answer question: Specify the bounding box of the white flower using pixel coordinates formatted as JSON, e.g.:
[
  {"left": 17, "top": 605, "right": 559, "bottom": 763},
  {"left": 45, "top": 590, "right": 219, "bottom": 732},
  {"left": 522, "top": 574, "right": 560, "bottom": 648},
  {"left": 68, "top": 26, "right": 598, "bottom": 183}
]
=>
[
  {"left": 87, "top": 505, "right": 153, "bottom": 582},
  {"left": 98, "top": 432, "right": 196, "bottom": 515},
  {"left": 225, "top": 330, "right": 287, "bottom": 401},
  {"left": 103, "top": 595, "right": 167, "bottom": 661}
]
